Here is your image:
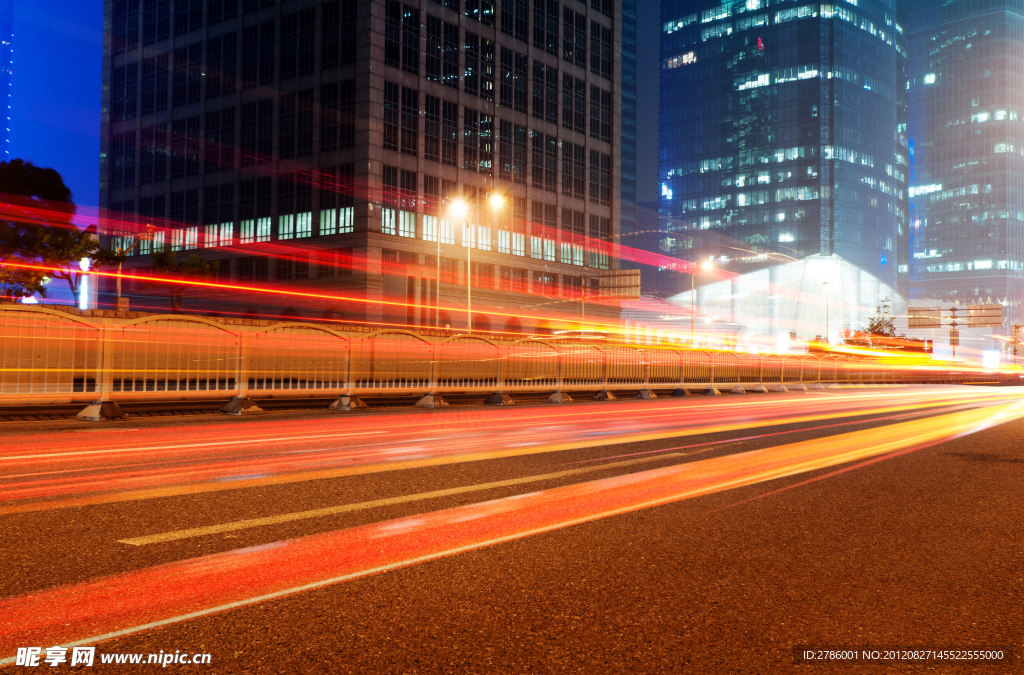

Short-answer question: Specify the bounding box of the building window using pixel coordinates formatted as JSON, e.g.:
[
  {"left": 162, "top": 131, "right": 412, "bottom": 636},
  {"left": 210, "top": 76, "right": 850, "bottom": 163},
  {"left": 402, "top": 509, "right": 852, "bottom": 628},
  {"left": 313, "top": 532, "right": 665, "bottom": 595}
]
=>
[
  {"left": 173, "top": 0, "right": 202, "bottom": 36},
  {"left": 499, "top": 48, "right": 528, "bottom": 113},
  {"left": 143, "top": 0, "right": 170, "bottom": 45},
  {"left": 464, "top": 110, "right": 493, "bottom": 176},
  {"left": 169, "top": 189, "right": 199, "bottom": 228},
  {"left": 499, "top": 121, "right": 526, "bottom": 184},
  {"left": 238, "top": 257, "right": 269, "bottom": 282},
  {"left": 531, "top": 201, "right": 556, "bottom": 261},
  {"left": 531, "top": 132, "right": 557, "bottom": 192},
  {"left": 464, "top": 32, "right": 479, "bottom": 96},
  {"left": 590, "top": 86, "right": 610, "bottom": 142},
  {"left": 385, "top": 1, "right": 419, "bottom": 74},
  {"left": 206, "top": 33, "right": 237, "bottom": 99},
  {"left": 109, "top": 132, "right": 136, "bottom": 190},
  {"left": 204, "top": 108, "right": 235, "bottom": 173},
  {"left": 384, "top": 81, "right": 399, "bottom": 152},
  {"left": 481, "top": 38, "right": 495, "bottom": 101},
  {"left": 562, "top": 74, "right": 585, "bottom": 134},
  {"left": 322, "top": 0, "right": 357, "bottom": 69},
  {"left": 465, "top": 0, "right": 495, "bottom": 27},
  {"left": 591, "top": 0, "right": 611, "bottom": 19},
  {"left": 534, "top": 0, "right": 558, "bottom": 56},
  {"left": 278, "top": 174, "right": 313, "bottom": 240},
  {"left": 562, "top": 141, "right": 585, "bottom": 199},
  {"left": 319, "top": 164, "right": 355, "bottom": 236},
  {"left": 281, "top": 8, "right": 316, "bottom": 80},
  {"left": 207, "top": 0, "right": 238, "bottom": 25},
  {"left": 401, "top": 87, "right": 419, "bottom": 156},
  {"left": 499, "top": 266, "right": 528, "bottom": 291},
  {"left": 317, "top": 248, "right": 353, "bottom": 277},
  {"left": 590, "top": 21, "right": 611, "bottom": 79},
  {"left": 280, "top": 90, "right": 314, "bottom": 159},
  {"left": 563, "top": 7, "right": 586, "bottom": 69},
  {"left": 172, "top": 43, "right": 202, "bottom": 106},
  {"left": 321, "top": 79, "right": 355, "bottom": 153},
  {"left": 588, "top": 214, "right": 610, "bottom": 269},
  {"left": 589, "top": 150, "right": 610, "bottom": 205},
  {"left": 382, "top": 165, "right": 398, "bottom": 235},
  {"left": 533, "top": 63, "right": 558, "bottom": 124},
  {"left": 170, "top": 116, "right": 200, "bottom": 179},
  {"left": 442, "top": 101, "right": 458, "bottom": 166},
  {"left": 140, "top": 124, "right": 167, "bottom": 185},
  {"left": 242, "top": 20, "right": 275, "bottom": 89},
  {"left": 443, "top": 22, "right": 460, "bottom": 89},
  {"left": 141, "top": 56, "right": 169, "bottom": 115},
  {"left": 501, "top": 0, "right": 528, "bottom": 43},
  {"left": 277, "top": 256, "right": 309, "bottom": 281},
  {"left": 425, "top": 95, "right": 441, "bottom": 162},
  {"left": 426, "top": 16, "right": 443, "bottom": 83},
  {"left": 140, "top": 194, "right": 166, "bottom": 221},
  {"left": 203, "top": 183, "right": 234, "bottom": 247},
  {"left": 512, "top": 196, "right": 526, "bottom": 256},
  {"left": 111, "top": 64, "right": 138, "bottom": 122},
  {"left": 465, "top": 33, "right": 495, "bottom": 101},
  {"left": 239, "top": 177, "right": 272, "bottom": 244},
  {"left": 561, "top": 208, "right": 584, "bottom": 265},
  {"left": 240, "top": 99, "right": 273, "bottom": 166}
]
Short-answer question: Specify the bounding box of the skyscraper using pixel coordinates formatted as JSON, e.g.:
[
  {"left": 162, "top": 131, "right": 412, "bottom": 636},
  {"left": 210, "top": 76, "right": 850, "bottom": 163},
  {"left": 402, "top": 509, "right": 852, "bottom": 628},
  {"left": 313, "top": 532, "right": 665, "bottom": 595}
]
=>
[
  {"left": 659, "top": 0, "right": 909, "bottom": 348},
  {"left": 0, "top": 0, "right": 12, "bottom": 159},
  {"left": 908, "top": 0, "right": 1024, "bottom": 329},
  {"left": 99, "top": 0, "right": 627, "bottom": 330}
]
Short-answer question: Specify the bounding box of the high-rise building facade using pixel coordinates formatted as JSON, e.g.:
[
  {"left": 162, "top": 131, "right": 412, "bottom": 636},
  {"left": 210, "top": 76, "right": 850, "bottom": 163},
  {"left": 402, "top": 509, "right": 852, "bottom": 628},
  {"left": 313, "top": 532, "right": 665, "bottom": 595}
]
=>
[
  {"left": 908, "top": 0, "right": 1024, "bottom": 328},
  {"left": 658, "top": 0, "right": 909, "bottom": 347},
  {"left": 99, "top": 0, "right": 625, "bottom": 330}
]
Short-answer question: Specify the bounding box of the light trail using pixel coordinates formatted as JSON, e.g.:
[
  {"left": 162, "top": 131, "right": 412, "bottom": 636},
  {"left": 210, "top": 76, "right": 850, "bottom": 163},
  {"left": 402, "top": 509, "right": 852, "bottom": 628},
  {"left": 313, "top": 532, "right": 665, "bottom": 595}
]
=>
[
  {"left": 0, "top": 388, "right": 1018, "bottom": 515},
  {"left": 0, "top": 400, "right": 1019, "bottom": 663}
]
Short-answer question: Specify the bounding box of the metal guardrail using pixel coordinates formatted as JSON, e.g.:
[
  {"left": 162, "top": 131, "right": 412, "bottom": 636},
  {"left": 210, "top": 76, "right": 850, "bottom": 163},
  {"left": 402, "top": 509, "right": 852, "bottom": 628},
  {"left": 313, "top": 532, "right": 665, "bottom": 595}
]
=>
[{"left": 0, "top": 306, "right": 1003, "bottom": 418}]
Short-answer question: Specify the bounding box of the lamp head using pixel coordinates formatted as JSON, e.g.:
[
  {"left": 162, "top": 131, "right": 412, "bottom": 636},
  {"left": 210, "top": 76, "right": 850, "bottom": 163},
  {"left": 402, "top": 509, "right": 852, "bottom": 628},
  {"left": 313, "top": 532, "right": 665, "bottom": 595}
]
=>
[
  {"left": 489, "top": 193, "right": 505, "bottom": 210},
  {"left": 449, "top": 198, "right": 468, "bottom": 218}
]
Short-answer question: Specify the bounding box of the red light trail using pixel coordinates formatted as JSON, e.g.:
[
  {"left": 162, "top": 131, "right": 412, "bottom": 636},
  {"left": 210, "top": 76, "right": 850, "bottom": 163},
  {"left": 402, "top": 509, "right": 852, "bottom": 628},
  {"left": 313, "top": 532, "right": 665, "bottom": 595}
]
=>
[{"left": 0, "top": 395, "right": 1019, "bottom": 663}]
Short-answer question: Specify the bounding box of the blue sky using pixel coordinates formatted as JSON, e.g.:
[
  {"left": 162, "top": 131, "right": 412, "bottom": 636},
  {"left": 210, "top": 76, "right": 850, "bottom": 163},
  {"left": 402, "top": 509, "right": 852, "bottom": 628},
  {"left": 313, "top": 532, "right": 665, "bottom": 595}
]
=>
[{"left": 10, "top": 0, "right": 103, "bottom": 212}]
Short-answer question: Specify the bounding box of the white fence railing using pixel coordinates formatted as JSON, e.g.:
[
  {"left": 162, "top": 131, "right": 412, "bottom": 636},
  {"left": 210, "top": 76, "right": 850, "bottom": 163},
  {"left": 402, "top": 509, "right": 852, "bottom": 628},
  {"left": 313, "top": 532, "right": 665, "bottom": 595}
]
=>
[{"left": 0, "top": 306, "right": 994, "bottom": 406}]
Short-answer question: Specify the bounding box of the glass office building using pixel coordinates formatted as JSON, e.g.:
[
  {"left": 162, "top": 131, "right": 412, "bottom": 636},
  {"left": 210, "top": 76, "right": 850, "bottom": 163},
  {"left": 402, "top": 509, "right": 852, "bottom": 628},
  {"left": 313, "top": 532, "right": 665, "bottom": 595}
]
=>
[
  {"left": 658, "top": 0, "right": 909, "bottom": 347},
  {"left": 99, "top": 0, "right": 626, "bottom": 329},
  {"left": 908, "top": 0, "right": 1024, "bottom": 329}
]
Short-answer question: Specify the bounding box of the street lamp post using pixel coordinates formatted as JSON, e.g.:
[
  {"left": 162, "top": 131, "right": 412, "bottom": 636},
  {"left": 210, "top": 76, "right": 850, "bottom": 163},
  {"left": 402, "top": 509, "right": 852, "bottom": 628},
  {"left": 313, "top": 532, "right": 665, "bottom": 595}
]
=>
[
  {"left": 690, "top": 257, "right": 714, "bottom": 347},
  {"left": 448, "top": 195, "right": 502, "bottom": 333},
  {"left": 822, "top": 281, "right": 829, "bottom": 343}
]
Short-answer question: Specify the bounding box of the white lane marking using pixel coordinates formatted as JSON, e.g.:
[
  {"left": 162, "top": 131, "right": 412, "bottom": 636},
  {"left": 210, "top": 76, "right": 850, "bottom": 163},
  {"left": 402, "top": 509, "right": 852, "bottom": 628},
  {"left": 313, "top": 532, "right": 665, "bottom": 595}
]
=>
[{"left": 118, "top": 452, "right": 687, "bottom": 546}]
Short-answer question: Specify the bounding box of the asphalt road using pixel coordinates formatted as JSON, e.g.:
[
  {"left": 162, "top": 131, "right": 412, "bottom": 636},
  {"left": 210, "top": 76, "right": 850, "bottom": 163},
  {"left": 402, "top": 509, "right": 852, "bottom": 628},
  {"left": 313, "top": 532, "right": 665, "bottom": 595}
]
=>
[{"left": 0, "top": 386, "right": 1021, "bottom": 674}]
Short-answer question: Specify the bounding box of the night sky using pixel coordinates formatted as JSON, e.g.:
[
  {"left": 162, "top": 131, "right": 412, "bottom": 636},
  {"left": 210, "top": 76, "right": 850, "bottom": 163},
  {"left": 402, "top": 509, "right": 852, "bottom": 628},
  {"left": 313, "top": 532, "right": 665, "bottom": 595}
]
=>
[
  {"left": 10, "top": 0, "right": 103, "bottom": 217},
  {"left": 8, "top": 0, "right": 660, "bottom": 214}
]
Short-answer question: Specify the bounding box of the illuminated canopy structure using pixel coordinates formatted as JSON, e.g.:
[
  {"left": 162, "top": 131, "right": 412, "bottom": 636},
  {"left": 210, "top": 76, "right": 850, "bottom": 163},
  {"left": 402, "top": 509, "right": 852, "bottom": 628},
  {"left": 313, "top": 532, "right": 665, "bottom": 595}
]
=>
[{"left": 667, "top": 253, "right": 899, "bottom": 352}]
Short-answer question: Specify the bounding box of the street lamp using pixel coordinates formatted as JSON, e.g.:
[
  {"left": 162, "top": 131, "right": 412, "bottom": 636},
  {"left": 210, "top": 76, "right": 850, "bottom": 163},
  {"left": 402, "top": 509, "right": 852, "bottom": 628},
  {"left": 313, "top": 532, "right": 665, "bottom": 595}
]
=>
[
  {"left": 690, "top": 257, "right": 714, "bottom": 346},
  {"left": 447, "top": 194, "right": 503, "bottom": 333}
]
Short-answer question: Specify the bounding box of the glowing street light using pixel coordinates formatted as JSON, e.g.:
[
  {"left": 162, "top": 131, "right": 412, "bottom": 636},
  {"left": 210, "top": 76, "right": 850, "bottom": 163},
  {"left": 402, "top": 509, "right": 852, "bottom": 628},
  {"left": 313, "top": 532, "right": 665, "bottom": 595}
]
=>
[
  {"left": 443, "top": 195, "right": 502, "bottom": 333},
  {"left": 691, "top": 257, "right": 714, "bottom": 346}
]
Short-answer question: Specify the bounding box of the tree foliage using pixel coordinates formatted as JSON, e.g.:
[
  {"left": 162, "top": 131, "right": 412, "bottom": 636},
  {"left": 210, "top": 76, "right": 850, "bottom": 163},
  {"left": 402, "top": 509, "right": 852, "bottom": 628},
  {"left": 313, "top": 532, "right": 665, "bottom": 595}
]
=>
[
  {"left": 867, "top": 297, "right": 898, "bottom": 338},
  {"left": 151, "top": 251, "right": 213, "bottom": 312},
  {"left": 0, "top": 160, "right": 120, "bottom": 303}
]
